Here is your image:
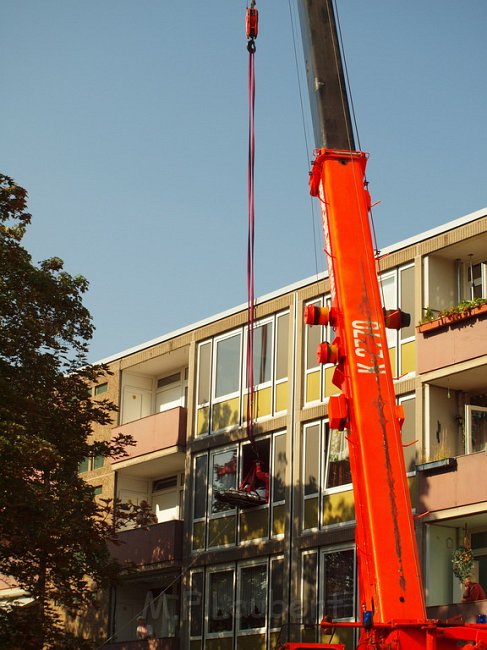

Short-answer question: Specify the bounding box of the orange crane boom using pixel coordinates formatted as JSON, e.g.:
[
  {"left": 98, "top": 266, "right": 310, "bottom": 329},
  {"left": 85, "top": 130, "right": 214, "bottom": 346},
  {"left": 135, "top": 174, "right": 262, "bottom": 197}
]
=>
[
  {"left": 289, "top": 1, "right": 487, "bottom": 648},
  {"left": 309, "top": 148, "right": 426, "bottom": 624}
]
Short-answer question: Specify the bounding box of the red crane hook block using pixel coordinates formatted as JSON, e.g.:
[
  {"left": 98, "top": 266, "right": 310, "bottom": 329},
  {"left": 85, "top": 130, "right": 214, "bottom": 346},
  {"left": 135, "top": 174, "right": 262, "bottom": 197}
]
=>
[{"left": 246, "top": 7, "right": 258, "bottom": 40}]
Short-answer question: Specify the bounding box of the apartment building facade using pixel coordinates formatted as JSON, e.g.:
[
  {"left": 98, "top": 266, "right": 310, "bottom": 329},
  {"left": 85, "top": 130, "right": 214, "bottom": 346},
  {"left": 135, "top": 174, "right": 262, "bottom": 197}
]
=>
[{"left": 74, "top": 207, "right": 487, "bottom": 649}]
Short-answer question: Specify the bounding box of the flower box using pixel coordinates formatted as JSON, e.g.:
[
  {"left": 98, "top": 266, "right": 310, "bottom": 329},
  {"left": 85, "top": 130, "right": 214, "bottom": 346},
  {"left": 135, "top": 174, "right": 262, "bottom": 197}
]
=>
[{"left": 417, "top": 302, "right": 487, "bottom": 334}]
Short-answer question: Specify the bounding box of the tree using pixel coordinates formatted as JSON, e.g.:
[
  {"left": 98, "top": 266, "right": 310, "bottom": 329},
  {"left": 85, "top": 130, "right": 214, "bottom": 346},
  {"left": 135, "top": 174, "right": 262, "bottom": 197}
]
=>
[{"left": 0, "top": 175, "right": 131, "bottom": 648}]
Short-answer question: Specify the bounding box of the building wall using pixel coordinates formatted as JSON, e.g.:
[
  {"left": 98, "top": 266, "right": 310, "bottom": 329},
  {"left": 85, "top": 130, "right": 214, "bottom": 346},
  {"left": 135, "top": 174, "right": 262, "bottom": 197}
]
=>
[{"left": 70, "top": 210, "right": 487, "bottom": 648}]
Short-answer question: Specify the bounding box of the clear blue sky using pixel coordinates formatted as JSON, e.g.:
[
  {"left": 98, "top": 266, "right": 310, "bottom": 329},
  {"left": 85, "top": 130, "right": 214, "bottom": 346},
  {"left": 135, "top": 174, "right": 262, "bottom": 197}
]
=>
[{"left": 3, "top": 1, "right": 486, "bottom": 362}]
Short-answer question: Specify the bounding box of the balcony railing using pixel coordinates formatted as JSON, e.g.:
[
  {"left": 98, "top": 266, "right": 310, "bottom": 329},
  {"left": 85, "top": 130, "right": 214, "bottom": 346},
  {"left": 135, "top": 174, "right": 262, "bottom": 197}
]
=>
[
  {"left": 427, "top": 600, "right": 487, "bottom": 624},
  {"left": 416, "top": 303, "right": 487, "bottom": 374},
  {"left": 109, "top": 520, "right": 183, "bottom": 568},
  {"left": 112, "top": 408, "right": 187, "bottom": 464}
]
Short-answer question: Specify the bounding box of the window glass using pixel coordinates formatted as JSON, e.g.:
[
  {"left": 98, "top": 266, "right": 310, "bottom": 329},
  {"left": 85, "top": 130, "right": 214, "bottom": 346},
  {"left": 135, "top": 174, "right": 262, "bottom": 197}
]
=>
[
  {"left": 304, "top": 424, "right": 320, "bottom": 496},
  {"left": 215, "top": 334, "right": 241, "bottom": 398},
  {"left": 468, "top": 262, "right": 483, "bottom": 299},
  {"left": 325, "top": 426, "right": 351, "bottom": 490},
  {"left": 275, "top": 313, "right": 289, "bottom": 380},
  {"left": 208, "top": 570, "right": 234, "bottom": 633},
  {"left": 399, "top": 265, "right": 415, "bottom": 339},
  {"left": 322, "top": 549, "right": 354, "bottom": 619},
  {"left": 239, "top": 565, "right": 267, "bottom": 630},
  {"left": 190, "top": 572, "right": 204, "bottom": 637},
  {"left": 92, "top": 455, "right": 104, "bottom": 470},
  {"left": 197, "top": 342, "right": 211, "bottom": 405},
  {"left": 194, "top": 455, "right": 208, "bottom": 520},
  {"left": 92, "top": 486, "right": 102, "bottom": 497},
  {"left": 380, "top": 274, "right": 397, "bottom": 348},
  {"left": 78, "top": 457, "right": 89, "bottom": 473},
  {"left": 269, "top": 558, "right": 284, "bottom": 629},
  {"left": 251, "top": 321, "right": 273, "bottom": 386},
  {"left": 272, "top": 433, "right": 287, "bottom": 503},
  {"left": 94, "top": 382, "right": 108, "bottom": 395},
  {"left": 153, "top": 476, "right": 178, "bottom": 492},
  {"left": 242, "top": 439, "right": 269, "bottom": 499},
  {"left": 157, "top": 372, "right": 181, "bottom": 389},
  {"left": 325, "top": 296, "right": 335, "bottom": 344},
  {"left": 211, "top": 449, "right": 237, "bottom": 514},
  {"left": 302, "top": 551, "right": 318, "bottom": 625},
  {"left": 470, "top": 406, "right": 487, "bottom": 453}
]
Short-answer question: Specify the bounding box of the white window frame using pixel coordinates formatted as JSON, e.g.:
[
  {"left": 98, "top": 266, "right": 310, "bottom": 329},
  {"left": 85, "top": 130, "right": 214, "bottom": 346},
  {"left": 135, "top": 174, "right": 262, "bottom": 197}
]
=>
[
  {"left": 301, "top": 548, "right": 319, "bottom": 629},
  {"left": 188, "top": 570, "right": 205, "bottom": 640},
  {"left": 237, "top": 559, "right": 268, "bottom": 635},
  {"left": 268, "top": 555, "right": 285, "bottom": 632},
  {"left": 192, "top": 453, "right": 208, "bottom": 549},
  {"left": 304, "top": 296, "right": 336, "bottom": 407},
  {"left": 323, "top": 421, "right": 352, "bottom": 497},
  {"left": 244, "top": 316, "right": 274, "bottom": 394},
  {"left": 209, "top": 445, "right": 238, "bottom": 521},
  {"left": 274, "top": 311, "right": 290, "bottom": 416},
  {"left": 379, "top": 270, "right": 398, "bottom": 351},
  {"left": 302, "top": 421, "right": 322, "bottom": 532},
  {"left": 195, "top": 340, "right": 212, "bottom": 436},
  {"left": 237, "top": 437, "right": 271, "bottom": 547},
  {"left": 319, "top": 544, "right": 357, "bottom": 624},
  {"left": 468, "top": 261, "right": 487, "bottom": 300},
  {"left": 465, "top": 405, "right": 487, "bottom": 454},
  {"left": 196, "top": 340, "right": 212, "bottom": 410},
  {"left": 205, "top": 565, "right": 236, "bottom": 639},
  {"left": 212, "top": 330, "right": 243, "bottom": 405},
  {"left": 398, "top": 392, "right": 417, "bottom": 476},
  {"left": 304, "top": 298, "right": 324, "bottom": 407},
  {"left": 398, "top": 263, "right": 415, "bottom": 342},
  {"left": 271, "top": 431, "right": 287, "bottom": 539}
]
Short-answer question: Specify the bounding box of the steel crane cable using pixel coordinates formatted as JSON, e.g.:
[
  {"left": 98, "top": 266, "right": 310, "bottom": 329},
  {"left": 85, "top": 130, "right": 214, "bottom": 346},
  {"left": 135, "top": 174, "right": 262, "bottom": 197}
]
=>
[
  {"left": 287, "top": 0, "right": 322, "bottom": 281},
  {"left": 328, "top": 0, "right": 386, "bottom": 311}
]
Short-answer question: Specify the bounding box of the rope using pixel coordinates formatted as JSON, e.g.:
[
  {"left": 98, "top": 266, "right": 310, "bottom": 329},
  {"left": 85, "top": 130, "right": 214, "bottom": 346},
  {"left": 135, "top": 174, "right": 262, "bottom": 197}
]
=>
[{"left": 246, "top": 4, "right": 257, "bottom": 452}]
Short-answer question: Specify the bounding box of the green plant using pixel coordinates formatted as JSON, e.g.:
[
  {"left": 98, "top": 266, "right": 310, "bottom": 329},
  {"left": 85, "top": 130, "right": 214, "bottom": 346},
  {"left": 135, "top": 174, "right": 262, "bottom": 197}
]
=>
[
  {"left": 439, "top": 297, "right": 487, "bottom": 319},
  {"left": 420, "top": 306, "right": 437, "bottom": 323},
  {"left": 419, "top": 298, "right": 487, "bottom": 324}
]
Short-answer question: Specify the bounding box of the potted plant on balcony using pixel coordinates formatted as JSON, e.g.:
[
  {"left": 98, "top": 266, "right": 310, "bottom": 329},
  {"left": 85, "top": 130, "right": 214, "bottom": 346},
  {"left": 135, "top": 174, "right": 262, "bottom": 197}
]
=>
[{"left": 417, "top": 298, "right": 487, "bottom": 334}]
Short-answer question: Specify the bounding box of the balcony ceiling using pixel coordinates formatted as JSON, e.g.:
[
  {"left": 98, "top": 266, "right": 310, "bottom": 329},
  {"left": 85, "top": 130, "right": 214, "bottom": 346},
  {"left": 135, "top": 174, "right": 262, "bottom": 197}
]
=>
[
  {"left": 115, "top": 450, "right": 185, "bottom": 479},
  {"left": 434, "top": 231, "right": 487, "bottom": 263},
  {"left": 428, "top": 511, "right": 487, "bottom": 533},
  {"left": 428, "top": 364, "right": 487, "bottom": 393},
  {"left": 126, "top": 345, "right": 189, "bottom": 376}
]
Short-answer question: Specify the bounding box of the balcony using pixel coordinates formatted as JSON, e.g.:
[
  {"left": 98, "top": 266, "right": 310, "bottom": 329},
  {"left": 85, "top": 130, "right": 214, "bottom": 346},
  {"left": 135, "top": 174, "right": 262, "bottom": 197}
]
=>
[
  {"left": 418, "top": 452, "right": 487, "bottom": 514},
  {"left": 110, "top": 520, "right": 183, "bottom": 568},
  {"left": 112, "top": 408, "right": 187, "bottom": 465},
  {"left": 417, "top": 303, "right": 487, "bottom": 375},
  {"left": 104, "top": 639, "right": 179, "bottom": 650}
]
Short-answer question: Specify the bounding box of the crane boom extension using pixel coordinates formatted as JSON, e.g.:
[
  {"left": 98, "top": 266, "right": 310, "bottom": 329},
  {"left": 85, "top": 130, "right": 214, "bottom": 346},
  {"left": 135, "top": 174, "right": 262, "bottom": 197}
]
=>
[
  {"left": 297, "top": 0, "right": 355, "bottom": 150},
  {"left": 289, "top": 1, "right": 487, "bottom": 648}
]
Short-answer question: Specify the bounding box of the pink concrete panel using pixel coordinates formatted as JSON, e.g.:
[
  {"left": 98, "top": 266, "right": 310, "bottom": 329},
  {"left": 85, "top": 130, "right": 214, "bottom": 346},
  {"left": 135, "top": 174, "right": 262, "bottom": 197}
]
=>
[
  {"left": 111, "top": 407, "right": 187, "bottom": 462},
  {"left": 109, "top": 520, "right": 183, "bottom": 568},
  {"left": 418, "top": 452, "right": 487, "bottom": 513},
  {"left": 417, "top": 311, "right": 487, "bottom": 374}
]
